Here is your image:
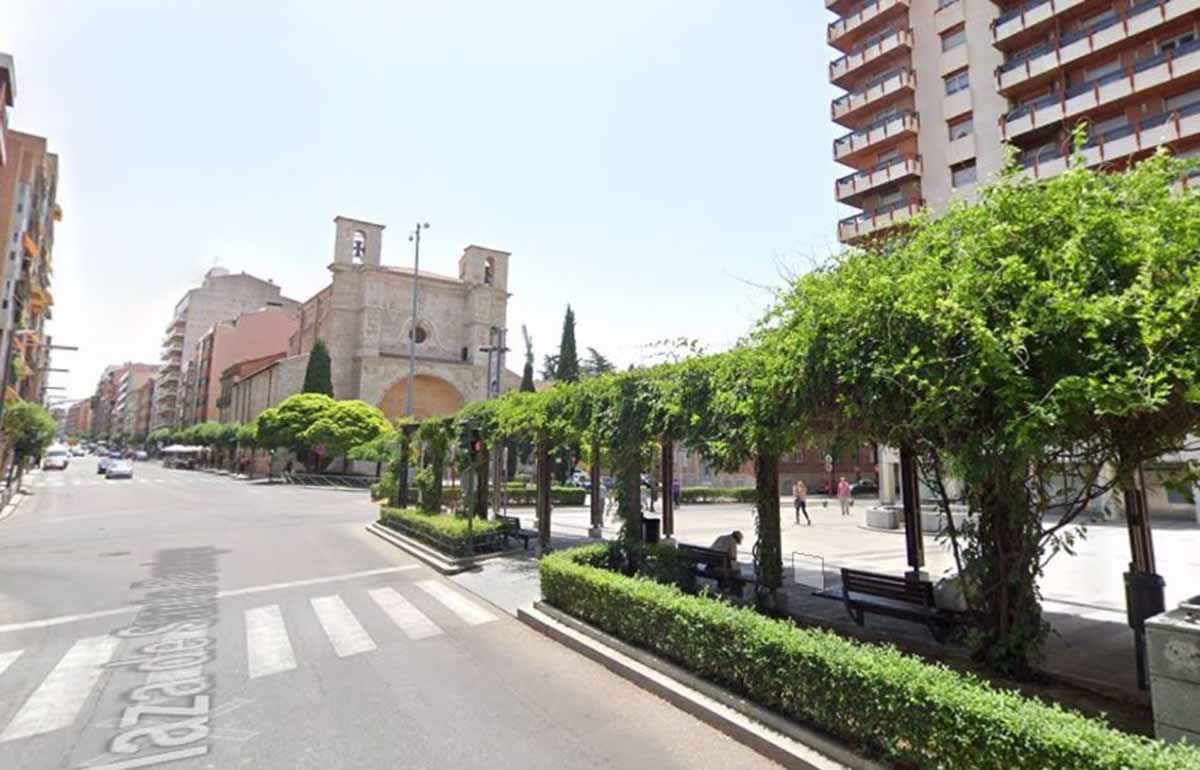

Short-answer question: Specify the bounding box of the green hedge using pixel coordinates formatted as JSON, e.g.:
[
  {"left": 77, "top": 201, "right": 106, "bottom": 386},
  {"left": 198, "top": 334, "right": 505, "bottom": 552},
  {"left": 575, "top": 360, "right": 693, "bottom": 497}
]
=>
[
  {"left": 379, "top": 507, "right": 505, "bottom": 557},
  {"left": 502, "top": 484, "right": 587, "bottom": 507},
  {"left": 679, "top": 486, "right": 756, "bottom": 503},
  {"left": 540, "top": 545, "right": 1200, "bottom": 770}
]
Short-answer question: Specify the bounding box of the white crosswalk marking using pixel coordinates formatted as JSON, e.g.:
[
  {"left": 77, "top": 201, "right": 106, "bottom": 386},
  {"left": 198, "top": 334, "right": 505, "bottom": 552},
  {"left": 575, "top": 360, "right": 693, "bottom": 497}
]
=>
[
  {"left": 311, "top": 596, "right": 376, "bottom": 657},
  {"left": 368, "top": 588, "right": 442, "bottom": 640},
  {"left": 0, "top": 649, "right": 23, "bottom": 677},
  {"left": 0, "top": 635, "right": 121, "bottom": 742},
  {"left": 244, "top": 605, "right": 296, "bottom": 679},
  {"left": 415, "top": 580, "right": 497, "bottom": 626}
]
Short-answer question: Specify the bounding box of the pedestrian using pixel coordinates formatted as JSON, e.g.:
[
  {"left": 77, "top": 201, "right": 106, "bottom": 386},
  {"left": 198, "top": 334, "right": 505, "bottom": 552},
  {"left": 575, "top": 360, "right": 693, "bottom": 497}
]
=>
[
  {"left": 793, "top": 479, "right": 810, "bottom": 525},
  {"left": 837, "top": 476, "right": 852, "bottom": 517},
  {"left": 671, "top": 478, "right": 681, "bottom": 508}
]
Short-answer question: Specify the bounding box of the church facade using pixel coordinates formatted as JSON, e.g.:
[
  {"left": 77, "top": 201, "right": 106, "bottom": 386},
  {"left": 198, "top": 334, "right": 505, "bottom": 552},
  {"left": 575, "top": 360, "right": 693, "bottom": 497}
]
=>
[{"left": 284, "top": 216, "right": 519, "bottom": 421}]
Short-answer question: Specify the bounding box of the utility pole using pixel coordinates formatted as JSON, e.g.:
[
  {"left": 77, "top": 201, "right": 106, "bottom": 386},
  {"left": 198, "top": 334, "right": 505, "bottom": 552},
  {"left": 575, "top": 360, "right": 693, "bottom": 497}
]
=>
[{"left": 405, "top": 222, "right": 429, "bottom": 417}]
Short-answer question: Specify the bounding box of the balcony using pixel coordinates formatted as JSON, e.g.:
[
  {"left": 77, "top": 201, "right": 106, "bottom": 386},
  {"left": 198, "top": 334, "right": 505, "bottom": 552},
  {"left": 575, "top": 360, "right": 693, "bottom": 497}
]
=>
[
  {"left": 836, "top": 154, "right": 922, "bottom": 204},
  {"left": 832, "top": 69, "right": 916, "bottom": 125},
  {"left": 1020, "top": 98, "right": 1200, "bottom": 179},
  {"left": 164, "top": 317, "right": 185, "bottom": 335},
  {"left": 1002, "top": 37, "right": 1200, "bottom": 139},
  {"left": 993, "top": 0, "right": 1092, "bottom": 47},
  {"left": 828, "top": 0, "right": 911, "bottom": 53},
  {"left": 996, "top": 0, "right": 1199, "bottom": 94},
  {"left": 838, "top": 199, "right": 923, "bottom": 244},
  {"left": 829, "top": 29, "right": 913, "bottom": 87},
  {"left": 834, "top": 111, "right": 919, "bottom": 164}
]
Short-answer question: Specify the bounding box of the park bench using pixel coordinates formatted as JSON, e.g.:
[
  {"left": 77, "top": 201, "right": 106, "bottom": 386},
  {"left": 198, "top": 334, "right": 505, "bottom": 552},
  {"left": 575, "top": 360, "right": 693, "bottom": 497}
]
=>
[
  {"left": 840, "top": 568, "right": 961, "bottom": 643},
  {"left": 499, "top": 515, "right": 538, "bottom": 551},
  {"left": 678, "top": 543, "right": 754, "bottom": 597}
]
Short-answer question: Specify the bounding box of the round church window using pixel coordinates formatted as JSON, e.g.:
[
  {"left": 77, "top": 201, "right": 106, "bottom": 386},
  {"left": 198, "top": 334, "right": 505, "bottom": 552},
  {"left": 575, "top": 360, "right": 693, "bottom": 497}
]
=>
[{"left": 409, "top": 325, "right": 428, "bottom": 344}]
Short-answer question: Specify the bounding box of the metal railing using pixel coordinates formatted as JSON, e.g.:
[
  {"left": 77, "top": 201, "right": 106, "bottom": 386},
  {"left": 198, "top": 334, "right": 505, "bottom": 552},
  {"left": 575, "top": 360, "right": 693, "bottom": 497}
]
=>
[{"left": 280, "top": 472, "right": 377, "bottom": 489}]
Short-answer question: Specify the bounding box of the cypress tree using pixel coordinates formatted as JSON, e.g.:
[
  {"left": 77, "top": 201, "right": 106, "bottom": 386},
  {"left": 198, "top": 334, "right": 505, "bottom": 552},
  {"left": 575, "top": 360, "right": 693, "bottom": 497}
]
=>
[
  {"left": 303, "top": 339, "right": 334, "bottom": 396},
  {"left": 556, "top": 305, "right": 580, "bottom": 383}
]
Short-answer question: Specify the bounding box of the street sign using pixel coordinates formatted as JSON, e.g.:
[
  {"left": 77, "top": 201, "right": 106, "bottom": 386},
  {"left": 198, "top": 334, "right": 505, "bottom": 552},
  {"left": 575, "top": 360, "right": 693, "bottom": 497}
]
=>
[
  {"left": 825, "top": 461, "right": 833, "bottom": 473},
  {"left": 824, "top": 453, "right": 833, "bottom": 464}
]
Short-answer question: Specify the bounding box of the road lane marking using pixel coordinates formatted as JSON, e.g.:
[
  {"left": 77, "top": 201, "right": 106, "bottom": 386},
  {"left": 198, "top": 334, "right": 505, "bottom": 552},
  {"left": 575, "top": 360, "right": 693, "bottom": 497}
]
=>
[
  {"left": 215, "top": 566, "right": 421, "bottom": 599},
  {"left": 0, "top": 635, "right": 122, "bottom": 741},
  {"left": 415, "top": 580, "right": 496, "bottom": 626},
  {"left": 244, "top": 606, "right": 295, "bottom": 679},
  {"left": 0, "top": 648, "right": 23, "bottom": 677},
  {"left": 0, "top": 566, "right": 421, "bottom": 634},
  {"left": 368, "top": 588, "right": 442, "bottom": 640},
  {"left": 310, "top": 596, "right": 376, "bottom": 657}
]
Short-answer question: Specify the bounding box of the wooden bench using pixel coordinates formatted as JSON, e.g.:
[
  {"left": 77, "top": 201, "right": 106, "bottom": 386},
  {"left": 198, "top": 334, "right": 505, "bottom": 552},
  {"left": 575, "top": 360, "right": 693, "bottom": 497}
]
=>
[
  {"left": 840, "top": 568, "right": 960, "bottom": 643},
  {"left": 678, "top": 544, "right": 753, "bottom": 597},
  {"left": 499, "top": 515, "right": 538, "bottom": 551}
]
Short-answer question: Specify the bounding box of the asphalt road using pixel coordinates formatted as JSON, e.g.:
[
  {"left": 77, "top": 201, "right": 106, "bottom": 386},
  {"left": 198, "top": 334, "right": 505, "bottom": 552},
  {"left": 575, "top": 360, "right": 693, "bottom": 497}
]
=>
[{"left": 0, "top": 460, "right": 779, "bottom": 770}]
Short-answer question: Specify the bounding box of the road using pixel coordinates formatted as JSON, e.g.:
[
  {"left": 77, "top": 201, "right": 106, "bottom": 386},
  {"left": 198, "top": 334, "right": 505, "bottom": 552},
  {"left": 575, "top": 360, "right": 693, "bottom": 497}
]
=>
[{"left": 0, "top": 460, "right": 778, "bottom": 770}]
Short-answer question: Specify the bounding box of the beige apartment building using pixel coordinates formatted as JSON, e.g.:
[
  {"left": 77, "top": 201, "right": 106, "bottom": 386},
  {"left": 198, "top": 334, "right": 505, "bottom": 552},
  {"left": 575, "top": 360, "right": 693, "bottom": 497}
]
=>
[
  {"left": 154, "top": 268, "right": 299, "bottom": 430},
  {"left": 829, "top": 0, "right": 1200, "bottom": 245},
  {"left": 113, "top": 363, "right": 157, "bottom": 437}
]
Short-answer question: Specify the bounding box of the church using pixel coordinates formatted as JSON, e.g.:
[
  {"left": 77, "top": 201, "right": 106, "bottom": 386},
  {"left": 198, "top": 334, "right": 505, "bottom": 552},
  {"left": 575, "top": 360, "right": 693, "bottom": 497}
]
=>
[{"left": 225, "top": 215, "right": 520, "bottom": 424}]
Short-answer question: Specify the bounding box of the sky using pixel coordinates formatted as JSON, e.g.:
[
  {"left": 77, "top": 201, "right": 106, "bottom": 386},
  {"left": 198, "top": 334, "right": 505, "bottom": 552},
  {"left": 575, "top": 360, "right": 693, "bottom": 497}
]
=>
[{"left": 3, "top": 0, "right": 842, "bottom": 403}]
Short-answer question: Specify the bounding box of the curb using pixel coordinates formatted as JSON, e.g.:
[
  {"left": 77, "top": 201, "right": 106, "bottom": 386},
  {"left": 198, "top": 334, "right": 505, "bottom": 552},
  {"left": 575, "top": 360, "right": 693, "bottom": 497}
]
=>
[
  {"left": 0, "top": 488, "right": 29, "bottom": 524},
  {"left": 365, "top": 522, "right": 525, "bottom": 575},
  {"left": 518, "top": 602, "right": 882, "bottom": 770}
]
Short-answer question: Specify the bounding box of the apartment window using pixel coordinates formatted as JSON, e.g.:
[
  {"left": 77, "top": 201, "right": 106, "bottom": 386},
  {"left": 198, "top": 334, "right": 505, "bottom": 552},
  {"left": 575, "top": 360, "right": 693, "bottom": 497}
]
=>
[
  {"left": 878, "top": 189, "right": 904, "bottom": 209},
  {"left": 1159, "top": 31, "right": 1197, "bottom": 54},
  {"left": 951, "top": 160, "right": 977, "bottom": 188},
  {"left": 936, "top": 0, "right": 959, "bottom": 9},
  {"left": 941, "top": 25, "right": 966, "bottom": 52},
  {"left": 945, "top": 68, "right": 970, "bottom": 95},
  {"left": 948, "top": 114, "right": 974, "bottom": 141},
  {"left": 1167, "top": 87, "right": 1200, "bottom": 111}
]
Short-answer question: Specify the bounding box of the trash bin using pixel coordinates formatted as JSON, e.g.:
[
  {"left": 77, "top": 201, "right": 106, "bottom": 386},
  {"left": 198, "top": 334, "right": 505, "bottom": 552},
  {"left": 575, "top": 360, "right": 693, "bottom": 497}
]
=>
[{"left": 642, "top": 517, "right": 661, "bottom": 544}]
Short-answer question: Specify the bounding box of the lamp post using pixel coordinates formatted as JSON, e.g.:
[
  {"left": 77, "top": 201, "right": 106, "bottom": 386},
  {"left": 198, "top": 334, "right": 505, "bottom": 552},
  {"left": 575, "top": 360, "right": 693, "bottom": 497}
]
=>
[
  {"left": 479, "top": 328, "right": 510, "bottom": 518},
  {"left": 405, "top": 222, "right": 430, "bottom": 417}
]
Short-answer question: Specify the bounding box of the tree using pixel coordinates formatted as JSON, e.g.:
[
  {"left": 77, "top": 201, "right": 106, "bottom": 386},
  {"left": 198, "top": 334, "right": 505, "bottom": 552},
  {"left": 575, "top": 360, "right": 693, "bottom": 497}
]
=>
[
  {"left": 774, "top": 149, "right": 1200, "bottom": 677},
  {"left": 2, "top": 401, "right": 57, "bottom": 488},
  {"left": 582, "top": 347, "right": 615, "bottom": 377},
  {"left": 300, "top": 401, "right": 392, "bottom": 461},
  {"left": 303, "top": 339, "right": 334, "bottom": 396},
  {"left": 256, "top": 393, "right": 336, "bottom": 469},
  {"left": 555, "top": 305, "right": 580, "bottom": 383},
  {"left": 235, "top": 422, "right": 259, "bottom": 449}
]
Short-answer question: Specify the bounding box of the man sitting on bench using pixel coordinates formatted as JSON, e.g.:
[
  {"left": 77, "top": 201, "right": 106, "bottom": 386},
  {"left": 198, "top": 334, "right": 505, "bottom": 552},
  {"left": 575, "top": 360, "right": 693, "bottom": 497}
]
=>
[{"left": 708, "top": 530, "right": 743, "bottom": 589}]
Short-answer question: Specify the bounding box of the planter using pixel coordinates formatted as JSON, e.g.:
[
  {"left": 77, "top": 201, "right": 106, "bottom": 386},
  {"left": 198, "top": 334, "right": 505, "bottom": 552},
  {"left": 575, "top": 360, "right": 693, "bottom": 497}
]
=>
[{"left": 865, "top": 506, "right": 899, "bottom": 530}]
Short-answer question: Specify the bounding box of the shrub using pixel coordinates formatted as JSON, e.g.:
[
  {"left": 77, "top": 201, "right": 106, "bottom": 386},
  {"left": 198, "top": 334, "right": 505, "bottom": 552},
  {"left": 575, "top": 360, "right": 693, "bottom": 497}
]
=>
[
  {"left": 502, "top": 484, "right": 586, "bottom": 506},
  {"left": 540, "top": 545, "right": 1200, "bottom": 770},
  {"left": 379, "top": 507, "right": 504, "bottom": 557},
  {"left": 679, "top": 486, "right": 756, "bottom": 504}
]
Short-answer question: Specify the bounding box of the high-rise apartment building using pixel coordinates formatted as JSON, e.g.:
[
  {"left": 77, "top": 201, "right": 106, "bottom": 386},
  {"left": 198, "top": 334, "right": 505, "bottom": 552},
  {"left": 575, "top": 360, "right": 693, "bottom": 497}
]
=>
[
  {"left": 1, "top": 53, "right": 14, "bottom": 168},
  {"left": 113, "top": 363, "right": 157, "bottom": 436},
  {"left": 829, "top": 0, "right": 1200, "bottom": 245},
  {"left": 154, "top": 268, "right": 298, "bottom": 429}
]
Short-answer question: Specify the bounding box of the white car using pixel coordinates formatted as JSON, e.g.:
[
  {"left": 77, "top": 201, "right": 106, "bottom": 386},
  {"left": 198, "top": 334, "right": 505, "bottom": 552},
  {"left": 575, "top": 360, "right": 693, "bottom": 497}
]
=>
[
  {"left": 106, "top": 459, "right": 134, "bottom": 480},
  {"left": 42, "top": 448, "right": 70, "bottom": 471}
]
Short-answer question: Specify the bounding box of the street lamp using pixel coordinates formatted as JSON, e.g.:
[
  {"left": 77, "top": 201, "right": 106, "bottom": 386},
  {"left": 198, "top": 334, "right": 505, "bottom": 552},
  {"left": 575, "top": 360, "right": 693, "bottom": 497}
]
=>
[{"left": 405, "top": 222, "right": 430, "bottom": 417}]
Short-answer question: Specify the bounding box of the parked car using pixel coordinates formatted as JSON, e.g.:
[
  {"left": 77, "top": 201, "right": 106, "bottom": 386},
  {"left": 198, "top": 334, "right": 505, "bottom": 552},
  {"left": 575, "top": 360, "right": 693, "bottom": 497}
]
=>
[
  {"left": 42, "top": 447, "right": 70, "bottom": 471},
  {"left": 97, "top": 456, "right": 113, "bottom": 474},
  {"left": 850, "top": 479, "right": 879, "bottom": 497},
  {"left": 106, "top": 459, "right": 134, "bottom": 480},
  {"left": 134, "top": 451, "right": 149, "bottom": 461}
]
